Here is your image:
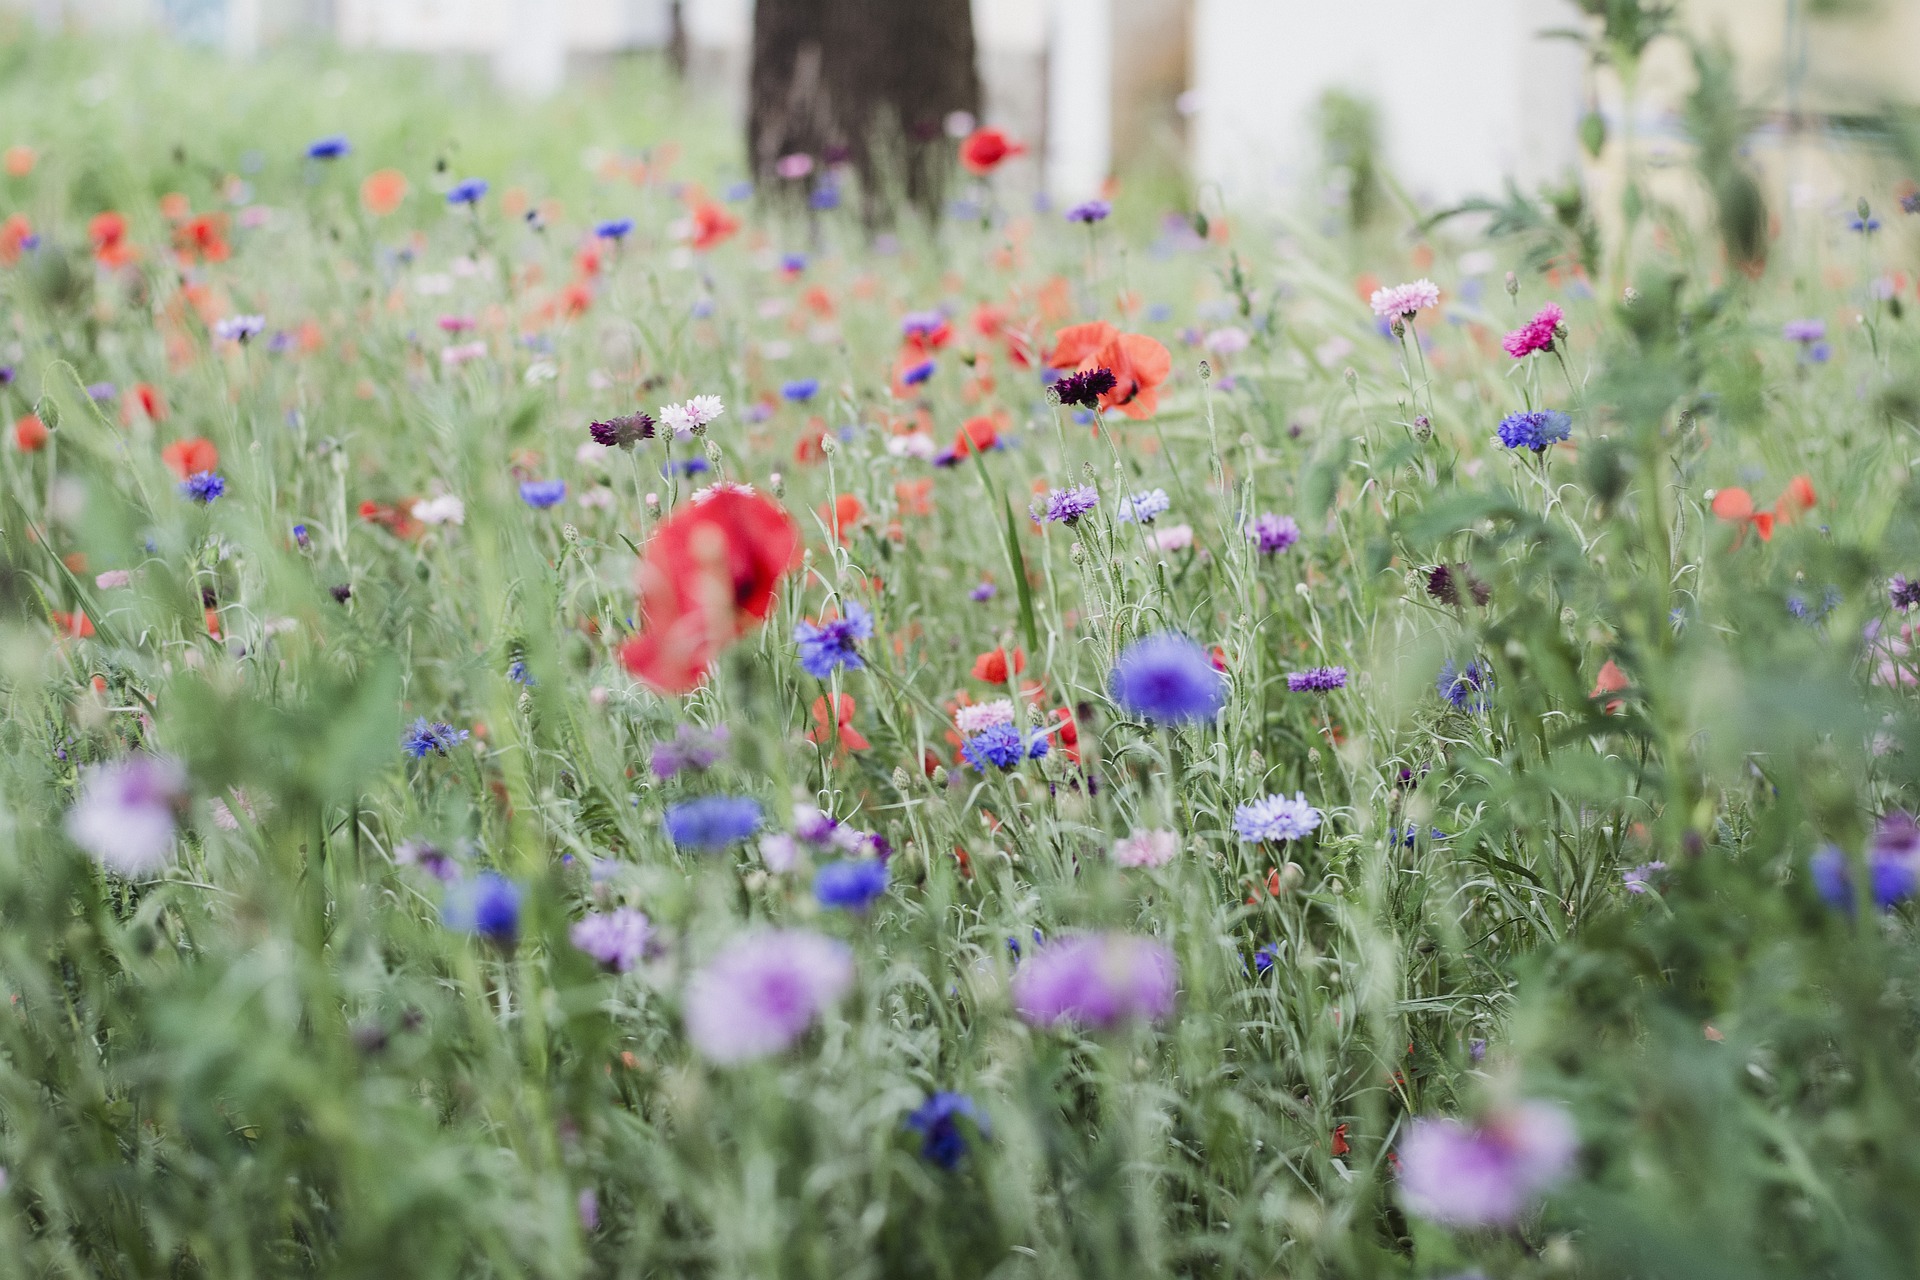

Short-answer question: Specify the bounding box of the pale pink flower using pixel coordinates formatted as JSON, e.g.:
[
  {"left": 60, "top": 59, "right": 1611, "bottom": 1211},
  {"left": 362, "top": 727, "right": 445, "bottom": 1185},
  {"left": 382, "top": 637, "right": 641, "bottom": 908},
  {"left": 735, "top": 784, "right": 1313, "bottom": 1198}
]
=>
[
  {"left": 955, "top": 699, "right": 1016, "bottom": 736},
  {"left": 1112, "top": 829, "right": 1179, "bottom": 868},
  {"left": 1146, "top": 524, "right": 1194, "bottom": 552},
  {"left": 1369, "top": 279, "right": 1440, "bottom": 319},
  {"left": 94, "top": 570, "right": 132, "bottom": 589}
]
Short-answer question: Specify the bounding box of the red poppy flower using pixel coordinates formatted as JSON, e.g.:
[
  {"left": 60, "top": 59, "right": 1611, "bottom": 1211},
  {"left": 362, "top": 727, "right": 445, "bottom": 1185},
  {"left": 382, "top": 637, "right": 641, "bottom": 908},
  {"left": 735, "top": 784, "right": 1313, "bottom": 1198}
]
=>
[
  {"left": 619, "top": 490, "right": 802, "bottom": 693},
  {"left": 1331, "top": 1124, "right": 1351, "bottom": 1157},
  {"left": 1091, "top": 331, "right": 1172, "bottom": 419},
  {"left": 89, "top": 211, "right": 137, "bottom": 268},
  {"left": 951, "top": 414, "right": 999, "bottom": 458},
  {"left": 1046, "top": 321, "right": 1118, "bottom": 371},
  {"left": 358, "top": 499, "right": 422, "bottom": 540},
  {"left": 361, "top": 169, "right": 408, "bottom": 217},
  {"left": 1775, "top": 474, "right": 1816, "bottom": 522},
  {"left": 50, "top": 610, "right": 93, "bottom": 639},
  {"left": 895, "top": 477, "right": 934, "bottom": 517},
  {"left": 1710, "top": 487, "right": 1774, "bottom": 542},
  {"left": 1052, "top": 706, "right": 1080, "bottom": 764},
  {"left": 971, "top": 647, "right": 1026, "bottom": 683},
  {"left": 173, "top": 213, "right": 230, "bottom": 264},
  {"left": 161, "top": 437, "right": 218, "bottom": 479},
  {"left": 13, "top": 413, "right": 47, "bottom": 452},
  {"left": 0, "top": 213, "right": 31, "bottom": 267},
  {"left": 689, "top": 201, "right": 739, "bottom": 252},
  {"left": 121, "top": 383, "right": 167, "bottom": 425},
  {"left": 808, "top": 693, "right": 870, "bottom": 755},
  {"left": 959, "top": 128, "right": 1025, "bottom": 175},
  {"left": 1591, "top": 659, "right": 1629, "bottom": 715}
]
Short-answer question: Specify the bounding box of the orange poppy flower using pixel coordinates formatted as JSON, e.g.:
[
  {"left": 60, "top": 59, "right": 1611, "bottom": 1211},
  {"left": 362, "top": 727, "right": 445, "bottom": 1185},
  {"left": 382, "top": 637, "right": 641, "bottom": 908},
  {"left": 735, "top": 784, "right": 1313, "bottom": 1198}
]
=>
[
  {"left": 951, "top": 414, "right": 1001, "bottom": 458},
  {"left": 808, "top": 693, "right": 870, "bottom": 755},
  {"left": 1591, "top": 660, "right": 1629, "bottom": 715},
  {"left": 1091, "top": 331, "right": 1172, "bottom": 418},
  {"left": 13, "top": 413, "right": 47, "bottom": 452},
  {"left": 689, "top": 201, "right": 739, "bottom": 252},
  {"left": 158, "top": 192, "right": 191, "bottom": 222},
  {"left": 819, "top": 492, "right": 865, "bottom": 543},
  {"left": 1046, "top": 321, "right": 1118, "bottom": 371},
  {"left": 161, "top": 437, "right": 218, "bottom": 479},
  {"left": 360, "top": 169, "right": 408, "bottom": 217},
  {"left": 3, "top": 145, "right": 35, "bottom": 177},
  {"left": 959, "top": 128, "right": 1025, "bottom": 175},
  {"left": 895, "top": 477, "right": 934, "bottom": 517},
  {"left": 1775, "top": 474, "right": 1816, "bottom": 521},
  {"left": 174, "top": 212, "right": 230, "bottom": 264},
  {"left": 50, "top": 610, "right": 93, "bottom": 639},
  {"left": 971, "top": 647, "right": 1026, "bottom": 683},
  {"left": 0, "top": 213, "right": 31, "bottom": 266}
]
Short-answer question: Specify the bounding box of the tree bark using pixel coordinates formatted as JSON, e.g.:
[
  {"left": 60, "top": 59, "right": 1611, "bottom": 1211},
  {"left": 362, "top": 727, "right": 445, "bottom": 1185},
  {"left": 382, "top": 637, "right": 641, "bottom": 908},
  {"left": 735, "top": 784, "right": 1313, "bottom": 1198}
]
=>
[{"left": 749, "top": 0, "right": 980, "bottom": 227}]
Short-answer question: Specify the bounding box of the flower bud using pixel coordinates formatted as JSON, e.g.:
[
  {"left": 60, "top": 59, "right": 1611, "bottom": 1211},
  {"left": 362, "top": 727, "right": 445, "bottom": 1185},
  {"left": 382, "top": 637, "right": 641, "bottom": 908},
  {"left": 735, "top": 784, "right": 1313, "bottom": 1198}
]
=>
[{"left": 1505, "top": 271, "right": 1519, "bottom": 298}]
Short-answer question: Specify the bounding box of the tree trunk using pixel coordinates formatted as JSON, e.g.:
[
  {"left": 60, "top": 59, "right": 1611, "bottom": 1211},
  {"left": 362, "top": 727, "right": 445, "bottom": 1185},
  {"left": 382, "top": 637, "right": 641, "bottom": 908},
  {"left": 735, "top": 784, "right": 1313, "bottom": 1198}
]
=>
[{"left": 748, "top": 0, "right": 980, "bottom": 227}]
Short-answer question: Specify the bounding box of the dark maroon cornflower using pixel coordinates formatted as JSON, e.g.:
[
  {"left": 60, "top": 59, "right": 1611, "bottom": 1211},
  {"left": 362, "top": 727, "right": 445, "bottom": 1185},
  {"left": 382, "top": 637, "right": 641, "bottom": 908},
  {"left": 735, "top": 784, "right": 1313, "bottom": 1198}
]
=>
[
  {"left": 590, "top": 412, "right": 655, "bottom": 450},
  {"left": 1425, "top": 564, "right": 1490, "bottom": 608},
  {"left": 1052, "top": 367, "right": 1117, "bottom": 409},
  {"left": 329, "top": 583, "right": 353, "bottom": 603},
  {"left": 1891, "top": 575, "right": 1920, "bottom": 612}
]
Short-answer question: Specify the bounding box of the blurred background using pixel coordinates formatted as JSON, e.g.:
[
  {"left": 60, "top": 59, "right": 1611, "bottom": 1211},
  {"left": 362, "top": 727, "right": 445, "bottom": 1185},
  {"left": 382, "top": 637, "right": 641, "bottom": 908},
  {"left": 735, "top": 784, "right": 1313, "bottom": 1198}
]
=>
[{"left": 3, "top": 0, "right": 1918, "bottom": 223}]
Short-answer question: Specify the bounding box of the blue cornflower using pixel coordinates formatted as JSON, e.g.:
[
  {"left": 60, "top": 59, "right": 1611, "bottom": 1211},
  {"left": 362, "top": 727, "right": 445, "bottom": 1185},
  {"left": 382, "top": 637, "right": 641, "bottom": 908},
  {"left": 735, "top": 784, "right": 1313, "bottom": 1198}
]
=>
[
  {"left": 1117, "top": 488, "right": 1171, "bottom": 524},
  {"left": 1849, "top": 214, "right": 1881, "bottom": 234},
  {"left": 904, "top": 1092, "right": 988, "bottom": 1169},
  {"left": 179, "top": 471, "right": 226, "bottom": 503},
  {"left": 446, "top": 178, "right": 490, "bottom": 206},
  {"left": 292, "top": 523, "right": 311, "bottom": 550},
  {"left": 901, "top": 359, "right": 936, "bottom": 386},
  {"left": 1066, "top": 200, "right": 1112, "bottom": 224},
  {"left": 809, "top": 185, "right": 841, "bottom": 211},
  {"left": 402, "top": 718, "right": 470, "bottom": 758},
  {"left": 1034, "top": 484, "right": 1099, "bottom": 525},
  {"left": 813, "top": 858, "right": 890, "bottom": 910},
  {"left": 507, "top": 659, "right": 535, "bottom": 686},
  {"left": 1287, "top": 666, "right": 1348, "bottom": 692},
  {"left": 1437, "top": 660, "right": 1492, "bottom": 712},
  {"left": 794, "top": 602, "right": 873, "bottom": 678},
  {"left": 1496, "top": 409, "right": 1572, "bottom": 452},
  {"left": 1253, "top": 943, "right": 1281, "bottom": 973},
  {"left": 1787, "top": 588, "right": 1841, "bottom": 625},
  {"left": 663, "top": 457, "right": 710, "bottom": 478},
  {"left": 782, "top": 378, "right": 820, "bottom": 402},
  {"left": 663, "top": 795, "right": 762, "bottom": 849},
  {"left": 1108, "top": 632, "right": 1227, "bottom": 725},
  {"left": 445, "top": 872, "right": 522, "bottom": 944},
  {"left": 1811, "top": 845, "right": 1915, "bottom": 912},
  {"left": 595, "top": 218, "right": 634, "bottom": 240},
  {"left": 1234, "top": 793, "right": 1323, "bottom": 843},
  {"left": 961, "top": 723, "right": 1049, "bottom": 771},
  {"left": 519, "top": 479, "right": 567, "bottom": 508},
  {"left": 306, "top": 135, "right": 350, "bottom": 160}
]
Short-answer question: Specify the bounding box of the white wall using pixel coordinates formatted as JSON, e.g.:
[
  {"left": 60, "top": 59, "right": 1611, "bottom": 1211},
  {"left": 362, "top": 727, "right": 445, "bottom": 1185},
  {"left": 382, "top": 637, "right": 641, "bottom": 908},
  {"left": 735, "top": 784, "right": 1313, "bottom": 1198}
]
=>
[{"left": 1191, "top": 0, "right": 1584, "bottom": 209}]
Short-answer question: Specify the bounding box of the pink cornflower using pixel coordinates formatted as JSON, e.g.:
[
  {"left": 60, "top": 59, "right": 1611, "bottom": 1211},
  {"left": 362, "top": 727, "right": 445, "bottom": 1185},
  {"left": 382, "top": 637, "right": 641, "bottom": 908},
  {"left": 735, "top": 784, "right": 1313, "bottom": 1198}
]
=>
[
  {"left": 683, "top": 929, "right": 854, "bottom": 1063},
  {"left": 1369, "top": 279, "right": 1440, "bottom": 320},
  {"left": 1011, "top": 932, "right": 1178, "bottom": 1030},
  {"left": 1111, "top": 829, "right": 1179, "bottom": 868},
  {"left": 1501, "top": 303, "right": 1565, "bottom": 359},
  {"left": 1398, "top": 1101, "right": 1577, "bottom": 1227}
]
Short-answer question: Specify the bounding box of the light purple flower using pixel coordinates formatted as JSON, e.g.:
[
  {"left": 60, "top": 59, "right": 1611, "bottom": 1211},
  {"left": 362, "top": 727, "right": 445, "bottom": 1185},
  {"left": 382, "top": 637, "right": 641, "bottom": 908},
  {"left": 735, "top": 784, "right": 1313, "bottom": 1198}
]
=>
[
  {"left": 65, "top": 754, "right": 186, "bottom": 876},
  {"left": 1234, "top": 793, "right": 1322, "bottom": 843},
  {"left": 1622, "top": 860, "right": 1667, "bottom": 894},
  {"left": 683, "top": 929, "right": 855, "bottom": 1063},
  {"left": 1398, "top": 1102, "right": 1577, "bottom": 1227},
  {"left": 1248, "top": 513, "right": 1300, "bottom": 555},
  {"left": 1010, "top": 933, "right": 1177, "bottom": 1030},
  {"left": 571, "top": 908, "right": 652, "bottom": 972}
]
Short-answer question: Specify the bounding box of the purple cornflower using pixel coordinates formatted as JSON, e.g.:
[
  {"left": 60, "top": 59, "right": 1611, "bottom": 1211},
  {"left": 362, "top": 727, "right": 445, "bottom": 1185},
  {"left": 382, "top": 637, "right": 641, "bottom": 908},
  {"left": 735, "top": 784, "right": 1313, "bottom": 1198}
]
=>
[
  {"left": 519, "top": 479, "right": 567, "bottom": 508},
  {"left": 651, "top": 724, "right": 729, "bottom": 778},
  {"left": 1248, "top": 513, "right": 1300, "bottom": 554},
  {"left": 1783, "top": 318, "right": 1826, "bottom": 345},
  {"left": 402, "top": 718, "right": 469, "bottom": 758},
  {"left": 1234, "top": 793, "right": 1323, "bottom": 843},
  {"left": 179, "top": 471, "right": 226, "bottom": 503},
  {"left": 813, "top": 858, "right": 889, "bottom": 910},
  {"left": 1903, "top": 191, "right": 1920, "bottom": 215},
  {"left": 306, "top": 135, "right": 350, "bottom": 160},
  {"left": 213, "top": 315, "right": 265, "bottom": 343},
  {"left": 1438, "top": 660, "right": 1492, "bottom": 712},
  {"left": 900, "top": 310, "right": 945, "bottom": 339},
  {"left": 1891, "top": 575, "right": 1920, "bottom": 611},
  {"left": 65, "top": 754, "right": 186, "bottom": 876},
  {"left": 1496, "top": 409, "right": 1572, "bottom": 452},
  {"left": 1622, "top": 861, "right": 1667, "bottom": 894},
  {"left": 961, "top": 723, "right": 1049, "bottom": 771},
  {"left": 396, "top": 839, "right": 459, "bottom": 882},
  {"left": 444, "top": 872, "right": 522, "bottom": 945},
  {"left": 904, "top": 1093, "right": 988, "bottom": 1169},
  {"left": 589, "top": 412, "right": 654, "bottom": 449},
  {"left": 1108, "top": 632, "right": 1226, "bottom": 724},
  {"left": 1426, "top": 563, "right": 1489, "bottom": 607},
  {"left": 1011, "top": 933, "right": 1178, "bottom": 1030},
  {"left": 446, "top": 178, "right": 489, "bottom": 206},
  {"left": 969, "top": 581, "right": 997, "bottom": 602},
  {"left": 1811, "top": 811, "right": 1920, "bottom": 911},
  {"left": 683, "top": 929, "right": 854, "bottom": 1063},
  {"left": 1051, "top": 367, "right": 1117, "bottom": 409},
  {"left": 1397, "top": 1103, "right": 1577, "bottom": 1227},
  {"left": 1066, "top": 199, "right": 1112, "bottom": 224},
  {"left": 1034, "top": 484, "right": 1099, "bottom": 525},
  {"left": 570, "top": 907, "right": 651, "bottom": 972},
  {"left": 595, "top": 218, "right": 634, "bottom": 240},
  {"left": 663, "top": 795, "right": 763, "bottom": 849},
  {"left": 794, "top": 602, "right": 873, "bottom": 678},
  {"left": 1287, "top": 666, "right": 1348, "bottom": 692}
]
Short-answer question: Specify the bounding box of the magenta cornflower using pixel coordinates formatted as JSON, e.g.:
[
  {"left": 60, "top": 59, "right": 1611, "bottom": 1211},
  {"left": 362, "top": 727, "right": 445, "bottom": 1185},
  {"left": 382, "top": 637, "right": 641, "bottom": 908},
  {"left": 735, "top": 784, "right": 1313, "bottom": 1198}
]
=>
[{"left": 1501, "top": 303, "right": 1564, "bottom": 358}]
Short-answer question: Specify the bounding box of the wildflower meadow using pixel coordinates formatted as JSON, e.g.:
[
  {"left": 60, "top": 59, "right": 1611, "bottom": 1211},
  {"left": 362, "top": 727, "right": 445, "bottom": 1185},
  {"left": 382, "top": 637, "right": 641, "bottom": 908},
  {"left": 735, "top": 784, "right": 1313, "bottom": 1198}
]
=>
[{"left": 6, "top": 20, "right": 1920, "bottom": 1280}]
